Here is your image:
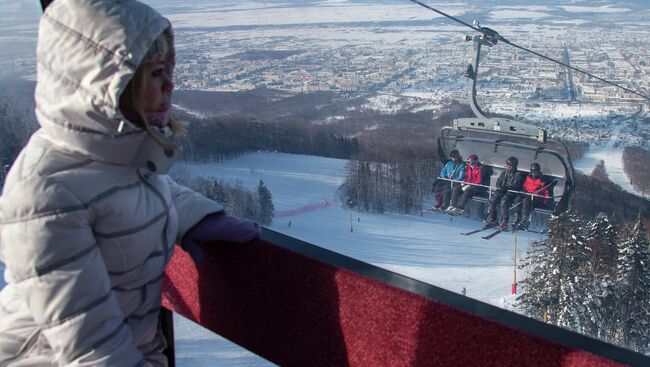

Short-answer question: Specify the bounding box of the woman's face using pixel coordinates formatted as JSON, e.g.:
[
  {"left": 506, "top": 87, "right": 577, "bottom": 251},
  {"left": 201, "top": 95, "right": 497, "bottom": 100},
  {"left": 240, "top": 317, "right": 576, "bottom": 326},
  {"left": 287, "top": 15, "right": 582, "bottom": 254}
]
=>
[{"left": 141, "top": 55, "right": 174, "bottom": 113}]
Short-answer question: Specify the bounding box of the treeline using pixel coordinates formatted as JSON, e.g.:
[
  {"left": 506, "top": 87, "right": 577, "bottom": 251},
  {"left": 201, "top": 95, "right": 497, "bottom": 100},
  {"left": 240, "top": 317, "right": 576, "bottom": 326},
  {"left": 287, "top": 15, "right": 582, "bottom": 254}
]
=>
[
  {"left": 518, "top": 211, "right": 650, "bottom": 353},
  {"left": 345, "top": 156, "right": 438, "bottom": 214},
  {"left": 622, "top": 145, "right": 650, "bottom": 196},
  {"left": 561, "top": 139, "right": 589, "bottom": 160},
  {"left": 182, "top": 116, "right": 359, "bottom": 162},
  {"left": 172, "top": 174, "right": 274, "bottom": 225},
  {"left": 572, "top": 161, "right": 650, "bottom": 222},
  {"left": 343, "top": 114, "right": 442, "bottom": 213},
  {"left": 341, "top": 104, "right": 475, "bottom": 214}
]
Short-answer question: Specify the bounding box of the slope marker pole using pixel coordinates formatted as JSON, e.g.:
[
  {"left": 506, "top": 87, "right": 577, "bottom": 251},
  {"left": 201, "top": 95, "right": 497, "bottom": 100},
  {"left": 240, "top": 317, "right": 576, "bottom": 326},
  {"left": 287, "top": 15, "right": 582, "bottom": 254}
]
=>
[{"left": 512, "top": 230, "right": 518, "bottom": 295}]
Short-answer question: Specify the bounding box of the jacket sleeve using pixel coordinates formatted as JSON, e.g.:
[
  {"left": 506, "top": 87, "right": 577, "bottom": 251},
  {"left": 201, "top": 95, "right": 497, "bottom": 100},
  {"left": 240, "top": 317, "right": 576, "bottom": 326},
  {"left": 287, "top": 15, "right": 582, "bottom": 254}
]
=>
[
  {"left": 523, "top": 177, "right": 533, "bottom": 193},
  {"left": 455, "top": 164, "right": 466, "bottom": 181},
  {"left": 540, "top": 179, "right": 551, "bottom": 201},
  {"left": 462, "top": 166, "right": 470, "bottom": 183},
  {"left": 472, "top": 166, "right": 485, "bottom": 184},
  {"left": 1, "top": 184, "right": 149, "bottom": 366},
  {"left": 166, "top": 176, "right": 224, "bottom": 242},
  {"left": 495, "top": 171, "right": 506, "bottom": 190},
  {"left": 438, "top": 161, "right": 451, "bottom": 179},
  {"left": 516, "top": 172, "right": 526, "bottom": 190}
]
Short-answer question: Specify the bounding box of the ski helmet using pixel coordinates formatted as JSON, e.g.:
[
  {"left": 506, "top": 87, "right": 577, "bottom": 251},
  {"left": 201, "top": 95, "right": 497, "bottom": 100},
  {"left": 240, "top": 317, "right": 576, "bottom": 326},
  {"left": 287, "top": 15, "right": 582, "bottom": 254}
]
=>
[
  {"left": 467, "top": 154, "right": 479, "bottom": 162},
  {"left": 506, "top": 156, "right": 518, "bottom": 167},
  {"left": 450, "top": 149, "right": 461, "bottom": 158},
  {"left": 530, "top": 162, "right": 541, "bottom": 172}
]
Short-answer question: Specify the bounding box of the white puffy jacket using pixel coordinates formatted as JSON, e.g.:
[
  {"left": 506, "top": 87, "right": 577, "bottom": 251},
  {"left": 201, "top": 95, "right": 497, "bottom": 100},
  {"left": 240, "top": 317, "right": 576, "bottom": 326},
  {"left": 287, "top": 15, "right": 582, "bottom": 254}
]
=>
[{"left": 0, "top": 0, "right": 223, "bottom": 365}]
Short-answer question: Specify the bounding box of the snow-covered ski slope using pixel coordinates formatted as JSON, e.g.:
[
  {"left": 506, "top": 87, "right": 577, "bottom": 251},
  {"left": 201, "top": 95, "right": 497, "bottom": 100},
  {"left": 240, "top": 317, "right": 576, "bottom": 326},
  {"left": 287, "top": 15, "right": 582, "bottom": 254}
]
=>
[{"left": 174, "top": 152, "right": 541, "bottom": 303}]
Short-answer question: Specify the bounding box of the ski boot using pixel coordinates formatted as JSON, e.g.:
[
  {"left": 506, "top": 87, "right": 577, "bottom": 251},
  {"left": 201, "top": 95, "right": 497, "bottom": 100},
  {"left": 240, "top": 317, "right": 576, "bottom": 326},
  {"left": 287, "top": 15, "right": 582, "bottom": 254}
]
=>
[
  {"left": 516, "top": 219, "right": 529, "bottom": 231},
  {"left": 499, "top": 221, "right": 508, "bottom": 231},
  {"left": 445, "top": 206, "right": 459, "bottom": 215},
  {"left": 483, "top": 219, "right": 499, "bottom": 229}
]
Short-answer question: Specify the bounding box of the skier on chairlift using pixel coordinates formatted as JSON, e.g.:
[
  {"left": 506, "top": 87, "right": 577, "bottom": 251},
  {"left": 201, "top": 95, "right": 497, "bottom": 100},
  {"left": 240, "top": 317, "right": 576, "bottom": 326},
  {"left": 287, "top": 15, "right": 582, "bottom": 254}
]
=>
[
  {"left": 512, "top": 162, "right": 550, "bottom": 231},
  {"left": 447, "top": 153, "right": 483, "bottom": 215},
  {"left": 485, "top": 156, "right": 525, "bottom": 230},
  {"left": 431, "top": 149, "right": 465, "bottom": 210}
]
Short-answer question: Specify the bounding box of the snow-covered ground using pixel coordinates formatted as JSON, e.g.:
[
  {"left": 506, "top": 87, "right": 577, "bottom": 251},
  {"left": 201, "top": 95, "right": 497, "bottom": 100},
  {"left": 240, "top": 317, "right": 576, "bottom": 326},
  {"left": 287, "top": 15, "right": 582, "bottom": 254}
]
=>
[
  {"left": 573, "top": 122, "right": 645, "bottom": 197},
  {"left": 175, "top": 153, "right": 539, "bottom": 301}
]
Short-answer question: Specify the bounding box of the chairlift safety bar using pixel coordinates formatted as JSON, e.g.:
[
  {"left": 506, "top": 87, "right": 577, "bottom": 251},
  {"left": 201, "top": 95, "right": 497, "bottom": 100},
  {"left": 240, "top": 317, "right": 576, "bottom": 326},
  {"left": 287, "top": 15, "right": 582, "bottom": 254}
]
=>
[{"left": 436, "top": 177, "right": 556, "bottom": 201}]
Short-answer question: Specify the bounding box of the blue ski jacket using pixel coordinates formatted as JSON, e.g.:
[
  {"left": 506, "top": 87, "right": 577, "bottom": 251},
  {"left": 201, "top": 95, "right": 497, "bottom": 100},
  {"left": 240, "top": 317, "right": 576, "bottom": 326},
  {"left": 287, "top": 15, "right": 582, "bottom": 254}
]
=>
[{"left": 438, "top": 160, "right": 466, "bottom": 182}]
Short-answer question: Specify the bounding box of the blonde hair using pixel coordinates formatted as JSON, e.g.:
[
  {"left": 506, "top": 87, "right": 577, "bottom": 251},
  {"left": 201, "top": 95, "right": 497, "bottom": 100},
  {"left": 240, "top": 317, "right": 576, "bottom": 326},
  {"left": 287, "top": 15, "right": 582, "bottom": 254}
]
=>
[{"left": 120, "top": 29, "right": 185, "bottom": 148}]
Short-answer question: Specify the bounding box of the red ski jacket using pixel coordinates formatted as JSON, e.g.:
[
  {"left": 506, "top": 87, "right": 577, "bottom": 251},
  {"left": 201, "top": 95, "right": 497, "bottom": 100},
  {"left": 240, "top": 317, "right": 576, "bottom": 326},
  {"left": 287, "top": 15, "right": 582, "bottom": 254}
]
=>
[
  {"left": 523, "top": 176, "right": 550, "bottom": 203},
  {"left": 463, "top": 164, "right": 483, "bottom": 185}
]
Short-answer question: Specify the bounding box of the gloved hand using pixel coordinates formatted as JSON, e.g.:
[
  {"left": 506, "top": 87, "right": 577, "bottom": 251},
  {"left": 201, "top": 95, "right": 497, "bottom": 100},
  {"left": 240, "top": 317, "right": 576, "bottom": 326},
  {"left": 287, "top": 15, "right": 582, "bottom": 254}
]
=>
[{"left": 181, "top": 212, "right": 261, "bottom": 266}]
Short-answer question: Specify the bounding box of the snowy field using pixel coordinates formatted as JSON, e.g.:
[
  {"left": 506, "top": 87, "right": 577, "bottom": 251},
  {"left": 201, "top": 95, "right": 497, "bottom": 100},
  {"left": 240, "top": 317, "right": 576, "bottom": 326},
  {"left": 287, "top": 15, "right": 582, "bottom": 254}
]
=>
[
  {"left": 174, "top": 152, "right": 540, "bottom": 301},
  {"left": 169, "top": 144, "right": 647, "bottom": 364}
]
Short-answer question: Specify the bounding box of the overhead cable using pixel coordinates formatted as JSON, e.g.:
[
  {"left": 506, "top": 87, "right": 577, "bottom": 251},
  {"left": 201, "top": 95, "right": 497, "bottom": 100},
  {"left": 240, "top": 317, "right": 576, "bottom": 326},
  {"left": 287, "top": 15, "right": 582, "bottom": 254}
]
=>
[{"left": 406, "top": 0, "right": 650, "bottom": 101}]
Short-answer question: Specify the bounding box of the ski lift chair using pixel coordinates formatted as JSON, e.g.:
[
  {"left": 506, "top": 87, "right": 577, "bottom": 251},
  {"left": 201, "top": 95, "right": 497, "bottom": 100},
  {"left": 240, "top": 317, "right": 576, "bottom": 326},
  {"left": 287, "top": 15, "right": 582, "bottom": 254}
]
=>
[
  {"left": 434, "top": 31, "right": 575, "bottom": 218},
  {"left": 437, "top": 121, "right": 574, "bottom": 217}
]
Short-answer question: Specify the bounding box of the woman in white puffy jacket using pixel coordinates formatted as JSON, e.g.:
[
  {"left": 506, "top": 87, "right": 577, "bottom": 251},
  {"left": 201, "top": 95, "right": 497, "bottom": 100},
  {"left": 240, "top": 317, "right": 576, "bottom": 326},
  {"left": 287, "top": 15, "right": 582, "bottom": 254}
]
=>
[{"left": 0, "top": 0, "right": 259, "bottom": 365}]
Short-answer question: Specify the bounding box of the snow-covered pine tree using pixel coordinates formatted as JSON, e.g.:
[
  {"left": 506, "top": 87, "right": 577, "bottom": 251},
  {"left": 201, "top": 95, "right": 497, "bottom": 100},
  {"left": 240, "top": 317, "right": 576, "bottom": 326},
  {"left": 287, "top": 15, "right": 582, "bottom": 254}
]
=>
[
  {"left": 582, "top": 213, "right": 619, "bottom": 341},
  {"left": 554, "top": 209, "right": 591, "bottom": 332},
  {"left": 518, "top": 209, "right": 597, "bottom": 333},
  {"left": 615, "top": 215, "right": 650, "bottom": 352},
  {"left": 586, "top": 213, "right": 619, "bottom": 276},
  {"left": 517, "top": 236, "right": 556, "bottom": 321},
  {"left": 206, "top": 179, "right": 228, "bottom": 205},
  {"left": 517, "top": 212, "right": 575, "bottom": 323},
  {"left": 257, "top": 180, "right": 274, "bottom": 225}
]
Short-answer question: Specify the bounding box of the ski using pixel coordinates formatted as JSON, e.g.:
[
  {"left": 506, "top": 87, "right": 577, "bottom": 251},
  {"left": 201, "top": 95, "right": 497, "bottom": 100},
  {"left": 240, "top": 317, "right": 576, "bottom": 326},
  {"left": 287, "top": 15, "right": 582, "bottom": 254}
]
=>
[
  {"left": 482, "top": 230, "right": 504, "bottom": 240},
  {"left": 420, "top": 209, "right": 443, "bottom": 215},
  {"left": 461, "top": 227, "right": 490, "bottom": 236}
]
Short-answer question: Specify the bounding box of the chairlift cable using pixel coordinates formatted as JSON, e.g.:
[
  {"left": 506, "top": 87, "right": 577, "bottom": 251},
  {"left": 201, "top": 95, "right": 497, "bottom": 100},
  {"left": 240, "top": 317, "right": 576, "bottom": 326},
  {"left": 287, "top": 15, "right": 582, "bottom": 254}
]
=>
[
  {"left": 406, "top": 0, "right": 650, "bottom": 101},
  {"left": 406, "top": 0, "right": 482, "bottom": 33},
  {"left": 500, "top": 38, "right": 650, "bottom": 101}
]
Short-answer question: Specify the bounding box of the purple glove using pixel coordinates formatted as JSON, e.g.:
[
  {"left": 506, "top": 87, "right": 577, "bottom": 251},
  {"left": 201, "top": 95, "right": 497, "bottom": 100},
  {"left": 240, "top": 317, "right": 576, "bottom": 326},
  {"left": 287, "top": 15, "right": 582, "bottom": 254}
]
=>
[{"left": 181, "top": 212, "right": 260, "bottom": 266}]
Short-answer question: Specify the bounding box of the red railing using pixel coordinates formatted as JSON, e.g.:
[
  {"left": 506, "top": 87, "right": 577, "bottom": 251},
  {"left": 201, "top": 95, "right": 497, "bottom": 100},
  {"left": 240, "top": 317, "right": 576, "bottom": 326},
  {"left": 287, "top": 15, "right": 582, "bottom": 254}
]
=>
[{"left": 163, "top": 229, "right": 646, "bottom": 366}]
